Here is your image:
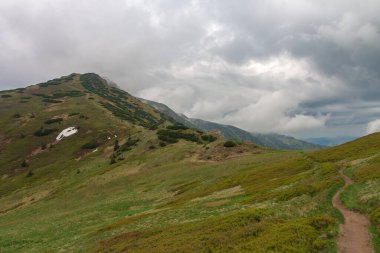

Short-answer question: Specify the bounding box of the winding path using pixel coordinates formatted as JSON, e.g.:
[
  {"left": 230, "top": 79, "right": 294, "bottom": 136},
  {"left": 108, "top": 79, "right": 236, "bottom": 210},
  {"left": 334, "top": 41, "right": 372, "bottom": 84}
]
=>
[{"left": 332, "top": 169, "right": 374, "bottom": 253}]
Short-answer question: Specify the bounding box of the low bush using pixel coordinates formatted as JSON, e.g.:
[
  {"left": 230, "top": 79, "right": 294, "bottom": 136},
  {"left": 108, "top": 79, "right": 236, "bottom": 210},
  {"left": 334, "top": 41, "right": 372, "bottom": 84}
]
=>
[
  {"left": 121, "top": 138, "right": 139, "bottom": 151},
  {"left": 224, "top": 140, "right": 236, "bottom": 148},
  {"left": 42, "top": 98, "right": 62, "bottom": 103},
  {"left": 44, "top": 118, "right": 63, "bottom": 124},
  {"left": 21, "top": 160, "right": 28, "bottom": 168},
  {"left": 81, "top": 140, "right": 100, "bottom": 150},
  {"left": 166, "top": 123, "right": 189, "bottom": 130},
  {"left": 34, "top": 127, "right": 58, "bottom": 137},
  {"left": 157, "top": 129, "right": 200, "bottom": 143},
  {"left": 201, "top": 134, "right": 217, "bottom": 142}
]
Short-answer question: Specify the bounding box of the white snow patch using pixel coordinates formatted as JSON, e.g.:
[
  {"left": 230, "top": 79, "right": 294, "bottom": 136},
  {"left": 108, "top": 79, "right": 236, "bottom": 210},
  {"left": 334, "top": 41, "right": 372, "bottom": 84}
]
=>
[{"left": 56, "top": 127, "right": 78, "bottom": 141}]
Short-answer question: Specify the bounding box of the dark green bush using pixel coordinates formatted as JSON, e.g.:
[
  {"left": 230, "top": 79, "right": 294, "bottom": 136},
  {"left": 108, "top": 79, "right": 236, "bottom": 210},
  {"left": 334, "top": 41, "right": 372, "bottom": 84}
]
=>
[
  {"left": 223, "top": 140, "right": 237, "bottom": 148},
  {"left": 201, "top": 134, "right": 217, "bottom": 142},
  {"left": 44, "top": 118, "right": 63, "bottom": 124},
  {"left": 13, "top": 113, "right": 21, "bottom": 118},
  {"left": 158, "top": 134, "right": 178, "bottom": 143},
  {"left": 121, "top": 138, "right": 139, "bottom": 151},
  {"left": 1, "top": 94, "right": 12, "bottom": 98},
  {"left": 42, "top": 98, "right": 62, "bottom": 103},
  {"left": 166, "top": 123, "right": 189, "bottom": 130},
  {"left": 68, "top": 112, "right": 80, "bottom": 117},
  {"left": 157, "top": 129, "right": 200, "bottom": 143},
  {"left": 114, "top": 140, "right": 120, "bottom": 151},
  {"left": 21, "top": 160, "right": 28, "bottom": 168},
  {"left": 81, "top": 140, "right": 100, "bottom": 150},
  {"left": 34, "top": 127, "right": 58, "bottom": 137}
]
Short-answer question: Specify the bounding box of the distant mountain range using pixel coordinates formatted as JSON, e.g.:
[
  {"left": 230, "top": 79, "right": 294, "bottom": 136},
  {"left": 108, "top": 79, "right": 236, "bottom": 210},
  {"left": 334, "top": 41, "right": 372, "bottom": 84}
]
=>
[
  {"left": 140, "top": 98, "right": 325, "bottom": 150},
  {"left": 302, "top": 136, "right": 358, "bottom": 147}
]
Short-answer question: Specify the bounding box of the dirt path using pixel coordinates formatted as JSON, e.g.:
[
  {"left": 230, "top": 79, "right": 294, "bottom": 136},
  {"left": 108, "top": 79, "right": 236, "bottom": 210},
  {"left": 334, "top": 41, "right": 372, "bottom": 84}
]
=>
[{"left": 332, "top": 169, "right": 374, "bottom": 253}]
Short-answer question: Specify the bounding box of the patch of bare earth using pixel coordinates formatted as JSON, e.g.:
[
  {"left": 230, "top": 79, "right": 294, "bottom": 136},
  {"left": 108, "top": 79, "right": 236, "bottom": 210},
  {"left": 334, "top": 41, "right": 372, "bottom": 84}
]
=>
[
  {"left": 332, "top": 169, "right": 374, "bottom": 253},
  {"left": 0, "top": 133, "right": 12, "bottom": 147}
]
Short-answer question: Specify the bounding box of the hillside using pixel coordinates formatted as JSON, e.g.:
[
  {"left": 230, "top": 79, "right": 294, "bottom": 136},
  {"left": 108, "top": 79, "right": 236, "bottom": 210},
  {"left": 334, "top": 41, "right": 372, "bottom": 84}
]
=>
[
  {"left": 140, "top": 98, "right": 324, "bottom": 150},
  {"left": 0, "top": 74, "right": 378, "bottom": 252},
  {"left": 303, "top": 136, "right": 358, "bottom": 147}
]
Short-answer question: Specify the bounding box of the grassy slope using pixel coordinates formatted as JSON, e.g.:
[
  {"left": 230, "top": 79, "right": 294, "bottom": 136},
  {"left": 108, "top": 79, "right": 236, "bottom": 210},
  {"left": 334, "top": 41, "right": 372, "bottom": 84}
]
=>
[
  {"left": 0, "top": 142, "right": 342, "bottom": 253},
  {"left": 1, "top": 75, "right": 380, "bottom": 252},
  {"left": 310, "top": 133, "right": 380, "bottom": 252}
]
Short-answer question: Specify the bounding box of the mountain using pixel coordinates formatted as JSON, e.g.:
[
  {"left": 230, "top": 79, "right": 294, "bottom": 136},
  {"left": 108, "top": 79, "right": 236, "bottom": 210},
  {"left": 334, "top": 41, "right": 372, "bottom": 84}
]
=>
[
  {"left": 140, "top": 98, "right": 324, "bottom": 150},
  {"left": 0, "top": 73, "right": 214, "bottom": 177},
  {"left": 138, "top": 98, "right": 197, "bottom": 128},
  {"left": 0, "top": 73, "right": 378, "bottom": 252},
  {"left": 303, "top": 136, "right": 358, "bottom": 147}
]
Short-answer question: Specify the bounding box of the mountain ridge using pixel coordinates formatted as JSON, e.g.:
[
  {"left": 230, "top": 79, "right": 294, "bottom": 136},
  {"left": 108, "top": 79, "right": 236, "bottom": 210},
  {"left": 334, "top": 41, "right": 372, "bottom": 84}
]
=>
[{"left": 140, "top": 98, "right": 324, "bottom": 150}]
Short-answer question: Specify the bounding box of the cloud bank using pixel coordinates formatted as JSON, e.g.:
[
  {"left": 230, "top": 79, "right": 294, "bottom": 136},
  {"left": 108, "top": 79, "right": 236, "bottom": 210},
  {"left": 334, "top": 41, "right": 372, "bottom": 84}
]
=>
[{"left": 1, "top": 0, "right": 380, "bottom": 137}]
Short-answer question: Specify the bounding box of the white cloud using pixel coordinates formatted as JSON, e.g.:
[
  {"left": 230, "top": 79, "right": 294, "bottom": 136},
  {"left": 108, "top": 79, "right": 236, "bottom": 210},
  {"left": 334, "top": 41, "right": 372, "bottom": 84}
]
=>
[
  {"left": 0, "top": 0, "right": 380, "bottom": 137},
  {"left": 367, "top": 119, "right": 380, "bottom": 134}
]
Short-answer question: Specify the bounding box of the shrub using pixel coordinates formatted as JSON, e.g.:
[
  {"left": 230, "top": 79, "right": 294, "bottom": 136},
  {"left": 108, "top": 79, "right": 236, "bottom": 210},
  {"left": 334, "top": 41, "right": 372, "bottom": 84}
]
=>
[
  {"left": 79, "top": 114, "right": 88, "bottom": 119},
  {"left": 42, "top": 98, "right": 62, "bottom": 103},
  {"left": 121, "top": 138, "right": 139, "bottom": 151},
  {"left": 1, "top": 94, "right": 12, "bottom": 98},
  {"left": 157, "top": 129, "right": 200, "bottom": 143},
  {"left": 166, "top": 123, "right": 189, "bottom": 130},
  {"left": 81, "top": 140, "right": 100, "bottom": 150},
  {"left": 224, "top": 140, "right": 237, "bottom": 148},
  {"left": 201, "top": 134, "right": 217, "bottom": 142},
  {"left": 26, "top": 170, "right": 34, "bottom": 177},
  {"left": 110, "top": 156, "right": 117, "bottom": 165},
  {"left": 34, "top": 127, "right": 58, "bottom": 137},
  {"left": 44, "top": 118, "right": 63, "bottom": 124},
  {"left": 13, "top": 113, "right": 21, "bottom": 118},
  {"left": 68, "top": 112, "right": 80, "bottom": 117},
  {"left": 114, "top": 140, "right": 120, "bottom": 151},
  {"left": 158, "top": 134, "right": 178, "bottom": 144},
  {"left": 21, "top": 160, "right": 29, "bottom": 168}
]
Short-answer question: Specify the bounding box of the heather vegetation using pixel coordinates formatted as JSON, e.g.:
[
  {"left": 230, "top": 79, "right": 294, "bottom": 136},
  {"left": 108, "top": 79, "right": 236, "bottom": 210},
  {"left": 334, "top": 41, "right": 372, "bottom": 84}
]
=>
[{"left": 0, "top": 73, "right": 378, "bottom": 252}]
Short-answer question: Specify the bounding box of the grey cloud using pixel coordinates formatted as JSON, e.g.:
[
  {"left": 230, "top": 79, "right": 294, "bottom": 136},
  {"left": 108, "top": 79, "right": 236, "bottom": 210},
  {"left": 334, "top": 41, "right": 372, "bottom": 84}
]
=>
[{"left": 1, "top": 0, "right": 380, "bottom": 138}]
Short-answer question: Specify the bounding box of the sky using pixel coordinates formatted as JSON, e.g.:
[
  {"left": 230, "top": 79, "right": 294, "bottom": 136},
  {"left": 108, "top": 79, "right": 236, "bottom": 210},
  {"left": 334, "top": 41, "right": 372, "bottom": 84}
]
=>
[{"left": 1, "top": 0, "right": 380, "bottom": 138}]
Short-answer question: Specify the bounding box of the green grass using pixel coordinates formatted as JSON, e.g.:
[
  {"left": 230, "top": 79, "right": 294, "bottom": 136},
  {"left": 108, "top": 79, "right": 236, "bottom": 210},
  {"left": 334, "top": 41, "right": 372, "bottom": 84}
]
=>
[{"left": 2, "top": 73, "right": 380, "bottom": 252}]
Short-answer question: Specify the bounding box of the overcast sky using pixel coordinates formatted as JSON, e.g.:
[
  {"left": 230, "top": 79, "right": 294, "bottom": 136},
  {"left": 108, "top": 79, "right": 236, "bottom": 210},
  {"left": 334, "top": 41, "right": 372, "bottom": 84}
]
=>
[{"left": 1, "top": 0, "right": 380, "bottom": 138}]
